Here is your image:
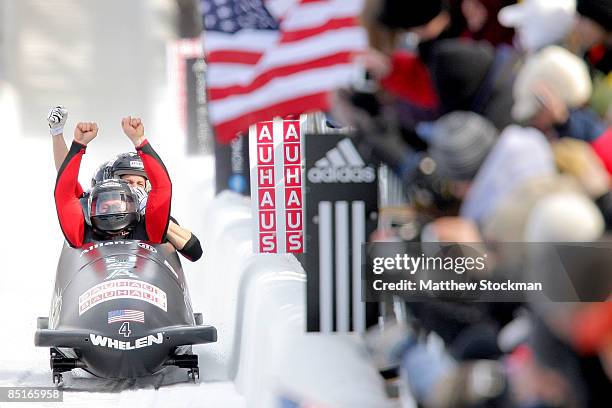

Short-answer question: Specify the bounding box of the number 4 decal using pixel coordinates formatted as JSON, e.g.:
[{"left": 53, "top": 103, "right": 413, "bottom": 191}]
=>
[{"left": 119, "top": 322, "right": 131, "bottom": 338}]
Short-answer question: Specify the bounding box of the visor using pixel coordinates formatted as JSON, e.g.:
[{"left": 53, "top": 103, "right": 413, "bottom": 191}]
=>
[{"left": 90, "top": 190, "right": 137, "bottom": 217}]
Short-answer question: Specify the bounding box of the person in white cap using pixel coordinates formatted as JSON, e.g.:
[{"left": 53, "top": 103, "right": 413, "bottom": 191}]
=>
[
  {"left": 497, "top": 0, "right": 576, "bottom": 53},
  {"left": 512, "top": 45, "right": 612, "bottom": 173},
  {"left": 512, "top": 45, "right": 592, "bottom": 130},
  {"left": 525, "top": 191, "right": 604, "bottom": 242}
]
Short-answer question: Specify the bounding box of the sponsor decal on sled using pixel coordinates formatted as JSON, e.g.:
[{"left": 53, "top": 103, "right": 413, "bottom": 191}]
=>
[
  {"left": 80, "top": 241, "right": 158, "bottom": 257},
  {"left": 80, "top": 241, "right": 131, "bottom": 256},
  {"left": 105, "top": 269, "right": 139, "bottom": 280},
  {"left": 79, "top": 279, "right": 167, "bottom": 315},
  {"left": 105, "top": 255, "right": 137, "bottom": 269},
  {"left": 137, "top": 243, "right": 157, "bottom": 253},
  {"left": 108, "top": 309, "right": 145, "bottom": 324},
  {"left": 119, "top": 322, "right": 132, "bottom": 337},
  {"left": 89, "top": 332, "right": 164, "bottom": 350}
]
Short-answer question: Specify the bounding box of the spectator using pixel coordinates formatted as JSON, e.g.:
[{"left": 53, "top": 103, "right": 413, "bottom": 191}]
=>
[
  {"left": 498, "top": 0, "right": 577, "bottom": 53},
  {"left": 452, "top": 0, "right": 516, "bottom": 47},
  {"left": 460, "top": 125, "right": 556, "bottom": 227},
  {"left": 427, "top": 111, "right": 498, "bottom": 200},
  {"left": 512, "top": 45, "right": 612, "bottom": 173}
]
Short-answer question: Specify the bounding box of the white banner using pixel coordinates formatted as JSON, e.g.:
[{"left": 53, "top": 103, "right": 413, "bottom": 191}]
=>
[{"left": 249, "top": 117, "right": 306, "bottom": 253}]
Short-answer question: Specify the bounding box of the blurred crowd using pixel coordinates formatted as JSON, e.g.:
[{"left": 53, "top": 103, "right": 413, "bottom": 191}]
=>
[{"left": 329, "top": 0, "right": 612, "bottom": 407}]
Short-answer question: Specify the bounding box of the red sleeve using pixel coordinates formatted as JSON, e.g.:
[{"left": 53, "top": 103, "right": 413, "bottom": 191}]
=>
[
  {"left": 54, "top": 141, "right": 86, "bottom": 247},
  {"left": 136, "top": 139, "right": 171, "bottom": 243},
  {"left": 75, "top": 182, "right": 84, "bottom": 198},
  {"left": 591, "top": 128, "right": 612, "bottom": 174},
  {"left": 380, "top": 50, "right": 439, "bottom": 109}
]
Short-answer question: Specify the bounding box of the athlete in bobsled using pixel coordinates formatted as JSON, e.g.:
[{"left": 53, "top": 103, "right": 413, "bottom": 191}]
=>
[
  {"left": 35, "top": 115, "right": 216, "bottom": 384},
  {"left": 48, "top": 106, "right": 202, "bottom": 262}
]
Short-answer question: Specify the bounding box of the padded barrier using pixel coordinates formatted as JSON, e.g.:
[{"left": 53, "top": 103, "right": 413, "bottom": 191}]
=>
[{"left": 200, "top": 191, "right": 393, "bottom": 406}]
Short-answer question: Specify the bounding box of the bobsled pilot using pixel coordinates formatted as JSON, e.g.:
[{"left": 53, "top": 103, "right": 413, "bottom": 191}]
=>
[
  {"left": 48, "top": 106, "right": 202, "bottom": 261},
  {"left": 95, "top": 152, "right": 203, "bottom": 261},
  {"left": 54, "top": 117, "right": 171, "bottom": 245}
]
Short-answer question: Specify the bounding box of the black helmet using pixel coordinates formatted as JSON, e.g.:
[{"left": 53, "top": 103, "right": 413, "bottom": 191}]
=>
[
  {"left": 108, "top": 152, "right": 150, "bottom": 191},
  {"left": 91, "top": 160, "right": 113, "bottom": 188},
  {"left": 109, "top": 152, "right": 148, "bottom": 179},
  {"left": 88, "top": 179, "right": 140, "bottom": 235}
]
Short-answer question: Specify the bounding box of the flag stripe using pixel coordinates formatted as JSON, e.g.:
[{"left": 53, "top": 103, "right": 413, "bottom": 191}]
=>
[
  {"left": 281, "top": 17, "right": 358, "bottom": 43},
  {"left": 208, "top": 51, "right": 353, "bottom": 101},
  {"left": 204, "top": 30, "right": 278, "bottom": 53},
  {"left": 214, "top": 91, "right": 329, "bottom": 140},
  {"left": 210, "top": 65, "right": 349, "bottom": 123},
  {"left": 207, "top": 27, "right": 364, "bottom": 88},
  {"left": 207, "top": 50, "right": 263, "bottom": 64},
  {"left": 207, "top": 64, "right": 258, "bottom": 87},
  {"left": 282, "top": 1, "right": 363, "bottom": 31},
  {"left": 259, "top": 28, "right": 364, "bottom": 74}
]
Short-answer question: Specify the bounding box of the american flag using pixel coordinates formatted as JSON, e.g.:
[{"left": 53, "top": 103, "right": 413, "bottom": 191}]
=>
[
  {"left": 202, "top": 0, "right": 366, "bottom": 143},
  {"left": 107, "top": 310, "right": 145, "bottom": 324}
]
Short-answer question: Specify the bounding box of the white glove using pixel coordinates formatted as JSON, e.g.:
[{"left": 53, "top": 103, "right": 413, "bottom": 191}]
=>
[
  {"left": 132, "top": 186, "right": 148, "bottom": 215},
  {"left": 47, "top": 105, "right": 68, "bottom": 136}
]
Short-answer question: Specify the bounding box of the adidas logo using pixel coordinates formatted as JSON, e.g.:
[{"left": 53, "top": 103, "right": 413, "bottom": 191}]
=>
[{"left": 307, "top": 138, "right": 376, "bottom": 183}]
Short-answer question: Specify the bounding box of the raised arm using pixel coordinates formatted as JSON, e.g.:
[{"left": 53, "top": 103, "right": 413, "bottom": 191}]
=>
[
  {"left": 54, "top": 122, "right": 98, "bottom": 247},
  {"left": 48, "top": 106, "right": 85, "bottom": 197},
  {"left": 121, "top": 117, "right": 171, "bottom": 243}
]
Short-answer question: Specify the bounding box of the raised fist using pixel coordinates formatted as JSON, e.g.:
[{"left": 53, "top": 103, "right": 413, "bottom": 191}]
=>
[
  {"left": 47, "top": 105, "right": 68, "bottom": 136},
  {"left": 74, "top": 122, "right": 99, "bottom": 146},
  {"left": 121, "top": 116, "right": 145, "bottom": 146}
]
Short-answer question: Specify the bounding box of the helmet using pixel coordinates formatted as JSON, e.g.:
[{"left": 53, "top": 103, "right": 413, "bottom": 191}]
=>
[
  {"left": 109, "top": 152, "right": 147, "bottom": 179},
  {"left": 108, "top": 152, "right": 150, "bottom": 191},
  {"left": 88, "top": 179, "right": 140, "bottom": 235},
  {"left": 91, "top": 161, "right": 113, "bottom": 188}
]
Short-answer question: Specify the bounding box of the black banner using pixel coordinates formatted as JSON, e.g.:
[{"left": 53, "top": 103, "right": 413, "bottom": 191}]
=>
[
  {"left": 185, "top": 57, "right": 213, "bottom": 155},
  {"left": 214, "top": 134, "right": 250, "bottom": 195},
  {"left": 305, "top": 133, "right": 379, "bottom": 332}
]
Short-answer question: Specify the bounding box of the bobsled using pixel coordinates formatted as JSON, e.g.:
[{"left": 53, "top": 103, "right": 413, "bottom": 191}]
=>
[{"left": 34, "top": 240, "right": 216, "bottom": 384}]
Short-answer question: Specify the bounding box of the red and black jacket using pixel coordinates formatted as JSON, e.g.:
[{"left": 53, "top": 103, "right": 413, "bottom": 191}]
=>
[{"left": 54, "top": 139, "right": 171, "bottom": 247}]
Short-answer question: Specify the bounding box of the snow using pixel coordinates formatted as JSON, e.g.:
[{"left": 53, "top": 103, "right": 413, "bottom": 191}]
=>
[{"left": 0, "top": 1, "right": 244, "bottom": 406}]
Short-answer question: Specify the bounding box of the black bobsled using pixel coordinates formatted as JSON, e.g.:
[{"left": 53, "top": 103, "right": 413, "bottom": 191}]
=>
[{"left": 35, "top": 240, "right": 216, "bottom": 384}]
